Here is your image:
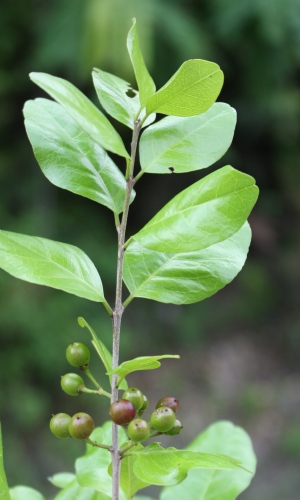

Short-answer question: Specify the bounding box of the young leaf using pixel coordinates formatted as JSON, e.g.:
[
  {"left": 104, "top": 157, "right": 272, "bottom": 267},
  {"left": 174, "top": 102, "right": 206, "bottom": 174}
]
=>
[
  {"left": 131, "top": 166, "right": 259, "bottom": 253},
  {"left": 29, "top": 72, "right": 129, "bottom": 159},
  {"left": 145, "top": 59, "right": 224, "bottom": 117},
  {"left": 160, "top": 421, "right": 256, "bottom": 500},
  {"left": 107, "top": 355, "right": 179, "bottom": 387},
  {"left": 123, "top": 223, "right": 251, "bottom": 305},
  {"left": 0, "top": 424, "right": 10, "bottom": 500},
  {"left": 24, "top": 99, "right": 134, "bottom": 214},
  {"left": 75, "top": 422, "right": 127, "bottom": 499},
  {"left": 78, "top": 317, "right": 128, "bottom": 390},
  {"left": 0, "top": 231, "right": 104, "bottom": 302},
  {"left": 139, "top": 103, "right": 236, "bottom": 174},
  {"left": 127, "top": 18, "right": 156, "bottom": 106},
  {"left": 9, "top": 486, "right": 45, "bottom": 500},
  {"left": 53, "top": 478, "right": 110, "bottom": 500},
  {"left": 128, "top": 442, "right": 247, "bottom": 487},
  {"left": 48, "top": 473, "right": 75, "bottom": 489}
]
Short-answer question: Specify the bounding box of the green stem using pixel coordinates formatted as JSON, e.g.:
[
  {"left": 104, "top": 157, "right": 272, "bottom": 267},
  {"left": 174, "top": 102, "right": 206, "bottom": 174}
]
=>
[
  {"left": 85, "top": 437, "right": 111, "bottom": 451},
  {"left": 80, "top": 386, "right": 111, "bottom": 399},
  {"left": 119, "top": 441, "right": 137, "bottom": 456},
  {"left": 122, "top": 294, "right": 134, "bottom": 309},
  {"left": 134, "top": 169, "right": 144, "bottom": 183},
  {"left": 103, "top": 299, "right": 113, "bottom": 316},
  {"left": 114, "top": 212, "right": 120, "bottom": 229},
  {"left": 81, "top": 366, "right": 101, "bottom": 388}
]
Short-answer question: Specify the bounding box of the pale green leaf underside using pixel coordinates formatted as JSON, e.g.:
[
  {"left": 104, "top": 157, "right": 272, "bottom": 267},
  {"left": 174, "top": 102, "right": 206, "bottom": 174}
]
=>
[
  {"left": 0, "top": 424, "right": 10, "bottom": 500},
  {"left": 146, "top": 59, "right": 224, "bottom": 117},
  {"left": 107, "top": 355, "right": 179, "bottom": 387},
  {"left": 0, "top": 231, "right": 104, "bottom": 302},
  {"left": 53, "top": 478, "right": 110, "bottom": 500},
  {"left": 78, "top": 317, "right": 127, "bottom": 390},
  {"left": 127, "top": 18, "right": 156, "bottom": 106},
  {"left": 76, "top": 423, "right": 127, "bottom": 499},
  {"left": 139, "top": 103, "right": 236, "bottom": 174},
  {"left": 92, "top": 69, "right": 155, "bottom": 130},
  {"left": 132, "top": 166, "right": 259, "bottom": 253},
  {"left": 24, "top": 98, "right": 133, "bottom": 214},
  {"left": 29, "top": 72, "right": 129, "bottom": 159},
  {"left": 161, "top": 421, "right": 256, "bottom": 500},
  {"left": 123, "top": 223, "right": 251, "bottom": 305},
  {"left": 48, "top": 473, "right": 75, "bottom": 489},
  {"left": 129, "top": 443, "right": 245, "bottom": 487},
  {"left": 9, "top": 486, "right": 45, "bottom": 500}
]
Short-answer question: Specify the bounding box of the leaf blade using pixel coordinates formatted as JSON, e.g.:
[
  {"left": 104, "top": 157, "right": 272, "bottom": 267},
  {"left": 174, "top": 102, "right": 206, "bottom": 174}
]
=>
[
  {"left": 0, "top": 231, "right": 104, "bottom": 302},
  {"left": 0, "top": 424, "right": 10, "bottom": 500},
  {"left": 29, "top": 72, "right": 129, "bottom": 158}
]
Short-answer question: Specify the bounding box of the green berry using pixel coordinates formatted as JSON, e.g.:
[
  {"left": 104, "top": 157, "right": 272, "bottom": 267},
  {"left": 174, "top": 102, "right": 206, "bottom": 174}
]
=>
[
  {"left": 140, "top": 394, "right": 149, "bottom": 412},
  {"left": 69, "top": 412, "right": 94, "bottom": 440},
  {"left": 165, "top": 419, "right": 183, "bottom": 436},
  {"left": 66, "top": 343, "right": 90, "bottom": 368},
  {"left": 61, "top": 373, "right": 84, "bottom": 396},
  {"left": 150, "top": 406, "right": 176, "bottom": 433},
  {"left": 109, "top": 399, "right": 136, "bottom": 425},
  {"left": 122, "top": 388, "right": 144, "bottom": 411},
  {"left": 156, "top": 396, "right": 179, "bottom": 413},
  {"left": 127, "top": 419, "right": 150, "bottom": 443},
  {"left": 50, "top": 413, "right": 71, "bottom": 439}
]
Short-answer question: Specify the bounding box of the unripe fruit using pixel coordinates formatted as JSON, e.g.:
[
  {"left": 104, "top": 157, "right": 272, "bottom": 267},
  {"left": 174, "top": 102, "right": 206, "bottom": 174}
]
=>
[
  {"left": 156, "top": 396, "right": 179, "bottom": 413},
  {"left": 150, "top": 406, "right": 176, "bottom": 433},
  {"left": 165, "top": 419, "right": 183, "bottom": 436},
  {"left": 122, "top": 388, "right": 144, "bottom": 411},
  {"left": 127, "top": 419, "right": 150, "bottom": 443},
  {"left": 140, "top": 395, "right": 149, "bottom": 412},
  {"left": 69, "top": 412, "right": 94, "bottom": 440},
  {"left": 109, "top": 399, "right": 136, "bottom": 425},
  {"left": 61, "top": 373, "right": 84, "bottom": 396},
  {"left": 66, "top": 343, "right": 90, "bottom": 368},
  {"left": 50, "top": 413, "right": 71, "bottom": 439}
]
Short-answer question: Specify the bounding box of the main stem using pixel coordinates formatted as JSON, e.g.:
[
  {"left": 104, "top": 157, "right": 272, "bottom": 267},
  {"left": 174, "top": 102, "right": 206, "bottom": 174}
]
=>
[{"left": 111, "top": 119, "right": 141, "bottom": 500}]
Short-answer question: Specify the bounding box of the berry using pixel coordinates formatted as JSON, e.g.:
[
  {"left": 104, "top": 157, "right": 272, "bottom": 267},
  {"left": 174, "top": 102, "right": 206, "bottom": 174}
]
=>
[
  {"left": 150, "top": 406, "right": 176, "bottom": 433},
  {"left": 122, "top": 388, "right": 144, "bottom": 411},
  {"left": 69, "top": 412, "right": 94, "bottom": 440},
  {"left": 156, "top": 396, "right": 179, "bottom": 413},
  {"left": 140, "top": 395, "right": 149, "bottom": 412},
  {"left": 50, "top": 413, "right": 71, "bottom": 439},
  {"left": 61, "top": 373, "right": 84, "bottom": 396},
  {"left": 66, "top": 343, "right": 90, "bottom": 368},
  {"left": 127, "top": 419, "right": 150, "bottom": 443},
  {"left": 165, "top": 419, "right": 183, "bottom": 436},
  {"left": 109, "top": 399, "right": 136, "bottom": 425}
]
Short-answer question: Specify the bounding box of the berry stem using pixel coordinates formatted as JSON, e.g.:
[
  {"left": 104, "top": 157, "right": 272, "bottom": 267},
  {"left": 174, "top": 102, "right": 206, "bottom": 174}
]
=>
[
  {"left": 85, "top": 437, "right": 112, "bottom": 451},
  {"left": 119, "top": 441, "right": 137, "bottom": 457},
  {"left": 79, "top": 386, "right": 111, "bottom": 398}
]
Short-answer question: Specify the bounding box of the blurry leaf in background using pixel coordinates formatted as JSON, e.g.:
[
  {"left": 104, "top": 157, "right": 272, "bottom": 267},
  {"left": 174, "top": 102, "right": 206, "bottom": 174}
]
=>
[
  {"left": 10, "top": 486, "right": 45, "bottom": 500},
  {"left": 0, "top": 423, "right": 10, "bottom": 500}
]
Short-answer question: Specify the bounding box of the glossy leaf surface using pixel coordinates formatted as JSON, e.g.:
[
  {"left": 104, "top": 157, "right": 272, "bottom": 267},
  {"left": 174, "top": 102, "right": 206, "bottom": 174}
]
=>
[
  {"left": 53, "top": 478, "right": 110, "bottom": 500},
  {"left": 92, "top": 69, "right": 155, "bottom": 129},
  {"left": 127, "top": 19, "right": 156, "bottom": 106},
  {"left": 146, "top": 59, "right": 224, "bottom": 116},
  {"left": 29, "top": 72, "right": 129, "bottom": 158},
  {"left": 123, "top": 223, "right": 251, "bottom": 305},
  {"left": 76, "top": 422, "right": 127, "bottom": 499},
  {"left": 48, "top": 473, "right": 75, "bottom": 489},
  {"left": 78, "top": 317, "right": 127, "bottom": 390},
  {"left": 0, "top": 231, "right": 104, "bottom": 302},
  {"left": 0, "top": 424, "right": 10, "bottom": 500},
  {"left": 132, "top": 166, "right": 258, "bottom": 253},
  {"left": 24, "top": 99, "right": 132, "bottom": 214},
  {"left": 129, "top": 442, "right": 245, "bottom": 487},
  {"left": 10, "top": 487, "right": 45, "bottom": 500},
  {"left": 161, "top": 421, "right": 256, "bottom": 500},
  {"left": 139, "top": 103, "right": 236, "bottom": 174}
]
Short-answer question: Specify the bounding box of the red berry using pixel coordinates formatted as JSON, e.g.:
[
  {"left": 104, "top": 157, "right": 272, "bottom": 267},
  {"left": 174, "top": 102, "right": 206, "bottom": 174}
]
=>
[
  {"left": 109, "top": 399, "right": 136, "bottom": 425},
  {"left": 156, "top": 396, "right": 179, "bottom": 413}
]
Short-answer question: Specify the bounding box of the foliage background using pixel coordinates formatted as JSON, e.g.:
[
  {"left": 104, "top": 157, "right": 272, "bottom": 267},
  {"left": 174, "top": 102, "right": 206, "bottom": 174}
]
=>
[{"left": 0, "top": 0, "right": 300, "bottom": 498}]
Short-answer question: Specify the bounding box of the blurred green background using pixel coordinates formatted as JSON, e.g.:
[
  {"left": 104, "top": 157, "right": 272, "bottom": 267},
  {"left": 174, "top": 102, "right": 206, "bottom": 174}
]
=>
[{"left": 0, "top": 0, "right": 300, "bottom": 498}]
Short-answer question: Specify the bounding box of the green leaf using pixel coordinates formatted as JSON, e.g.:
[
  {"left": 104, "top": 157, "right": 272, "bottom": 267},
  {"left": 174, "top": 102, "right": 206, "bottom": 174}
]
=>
[
  {"left": 107, "top": 355, "right": 179, "bottom": 387},
  {"left": 0, "top": 231, "right": 104, "bottom": 302},
  {"left": 77, "top": 317, "right": 127, "bottom": 390},
  {"left": 53, "top": 478, "right": 110, "bottom": 500},
  {"left": 92, "top": 69, "right": 155, "bottom": 130},
  {"left": 123, "top": 223, "right": 251, "bottom": 305},
  {"left": 0, "top": 424, "right": 10, "bottom": 500},
  {"left": 127, "top": 18, "right": 156, "bottom": 106},
  {"left": 48, "top": 473, "right": 76, "bottom": 489},
  {"left": 29, "top": 72, "right": 129, "bottom": 159},
  {"left": 10, "top": 486, "right": 45, "bottom": 500},
  {"left": 131, "top": 166, "right": 259, "bottom": 253},
  {"left": 24, "top": 98, "right": 133, "bottom": 214},
  {"left": 160, "top": 421, "right": 256, "bottom": 500},
  {"left": 139, "top": 103, "right": 236, "bottom": 174},
  {"left": 76, "top": 422, "right": 127, "bottom": 499},
  {"left": 146, "top": 59, "right": 224, "bottom": 117},
  {"left": 108, "top": 443, "right": 151, "bottom": 497},
  {"left": 129, "top": 442, "right": 247, "bottom": 487}
]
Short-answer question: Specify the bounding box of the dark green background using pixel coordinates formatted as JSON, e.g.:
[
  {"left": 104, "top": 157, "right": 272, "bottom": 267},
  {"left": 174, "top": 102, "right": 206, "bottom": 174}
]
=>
[{"left": 0, "top": 0, "right": 300, "bottom": 498}]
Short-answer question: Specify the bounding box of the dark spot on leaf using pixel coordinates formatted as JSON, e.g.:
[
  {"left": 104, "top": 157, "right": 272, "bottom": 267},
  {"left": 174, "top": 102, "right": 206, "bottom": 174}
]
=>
[{"left": 169, "top": 167, "right": 174, "bottom": 173}]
